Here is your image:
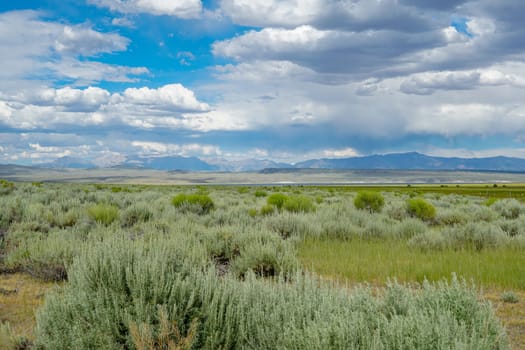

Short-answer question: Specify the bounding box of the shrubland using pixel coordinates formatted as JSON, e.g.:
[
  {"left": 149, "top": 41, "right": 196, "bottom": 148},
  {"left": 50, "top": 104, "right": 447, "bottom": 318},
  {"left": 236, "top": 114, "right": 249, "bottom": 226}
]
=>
[{"left": 0, "top": 182, "right": 522, "bottom": 348}]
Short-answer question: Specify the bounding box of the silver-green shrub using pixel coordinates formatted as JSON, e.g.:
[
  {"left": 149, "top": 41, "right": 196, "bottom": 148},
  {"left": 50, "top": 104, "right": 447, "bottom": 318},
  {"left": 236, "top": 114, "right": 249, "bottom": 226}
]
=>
[
  {"left": 408, "top": 231, "right": 450, "bottom": 251},
  {"left": 36, "top": 241, "right": 509, "bottom": 350},
  {"left": 446, "top": 222, "right": 507, "bottom": 251},
  {"left": 121, "top": 204, "right": 153, "bottom": 227},
  {"left": 492, "top": 199, "right": 524, "bottom": 219}
]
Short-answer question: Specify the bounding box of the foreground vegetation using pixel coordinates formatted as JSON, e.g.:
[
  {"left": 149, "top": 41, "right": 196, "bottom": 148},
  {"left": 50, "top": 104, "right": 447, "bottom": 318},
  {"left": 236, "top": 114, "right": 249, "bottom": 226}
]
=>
[
  {"left": 299, "top": 239, "right": 525, "bottom": 289},
  {"left": 2, "top": 181, "right": 524, "bottom": 348}
]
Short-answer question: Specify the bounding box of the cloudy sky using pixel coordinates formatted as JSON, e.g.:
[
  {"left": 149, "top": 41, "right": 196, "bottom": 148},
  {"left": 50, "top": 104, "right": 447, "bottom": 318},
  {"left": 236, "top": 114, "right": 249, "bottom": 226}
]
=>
[{"left": 1, "top": 0, "right": 525, "bottom": 166}]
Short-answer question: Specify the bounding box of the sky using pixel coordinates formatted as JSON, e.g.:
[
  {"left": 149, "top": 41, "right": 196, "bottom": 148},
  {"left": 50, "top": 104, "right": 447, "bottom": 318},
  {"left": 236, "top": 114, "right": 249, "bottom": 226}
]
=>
[{"left": 1, "top": 0, "right": 525, "bottom": 166}]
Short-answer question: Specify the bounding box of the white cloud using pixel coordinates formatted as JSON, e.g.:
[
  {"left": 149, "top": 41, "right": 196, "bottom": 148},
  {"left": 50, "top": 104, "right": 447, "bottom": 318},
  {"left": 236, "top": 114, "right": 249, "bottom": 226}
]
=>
[
  {"left": 213, "top": 25, "right": 445, "bottom": 78},
  {"left": 466, "top": 17, "right": 496, "bottom": 36},
  {"left": 22, "top": 86, "right": 111, "bottom": 112},
  {"left": 321, "top": 147, "right": 360, "bottom": 158},
  {"left": 220, "top": 0, "right": 432, "bottom": 32},
  {"left": 221, "top": 0, "right": 321, "bottom": 28},
  {"left": 0, "top": 101, "right": 14, "bottom": 119},
  {"left": 179, "top": 109, "right": 251, "bottom": 131},
  {"left": 0, "top": 83, "right": 211, "bottom": 130},
  {"left": 29, "top": 143, "right": 67, "bottom": 153},
  {"left": 400, "top": 69, "right": 525, "bottom": 95},
  {"left": 19, "top": 143, "right": 94, "bottom": 161},
  {"left": 122, "top": 84, "right": 210, "bottom": 112},
  {"left": 442, "top": 26, "right": 470, "bottom": 44},
  {"left": 213, "top": 25, "right": 329, "bottom": 59},
  {"left": 111, "top": 17, "right": 134, "bottom": 27},
  {"left": 0, "top": 11, "right": 147, "bottom": 88},
  {"left": 54, "top": 25, "right": 129, "bottom": 56},
  {"left": 216, "top": 60, "right": 308, "bottom": 81},
  {"left": 131, "top": 141, "right": 222, "bottom": 157},
  {"left": 89, "top": 0, "right": 202, "bottom": 18},
  {"left": 44, "top": 58, "right": 149, "bottom": 84},
  {"left": 423, "top": 147, "right": 525, "bottom": 159},
  {"left": 177, "top": 51, "right": 195, "bottom": 66},
  {"left": 214, "top": 2, "right": 525, "bottom": 83},
  {"left": 407, "top": 103, "right": 523, "bottom": 136},
  {"left": 355, "top": 78, "right": 387, "bottom": 96}
]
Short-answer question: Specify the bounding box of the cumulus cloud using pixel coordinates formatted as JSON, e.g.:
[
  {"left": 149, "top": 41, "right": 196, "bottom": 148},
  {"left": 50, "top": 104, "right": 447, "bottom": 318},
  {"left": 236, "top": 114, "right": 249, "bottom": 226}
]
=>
[
  {"left": 0, "top": 101, "right": 14, "bottom": 119},
  {"left": 213, "top": 25, "right": 445, "bottom": 77},
  {"left": 400, "top": 0, "right": 468, "bottom": 11},
  {"left": 23, "top": 87, "right": 111, "bottom": 112},
  {"left": 220, "top": 0, "right": 321, "bottom": 28},
  {"left": 214, "top": 60, "right": 351, "bottom": 85},
  {"left": 43, "top": 58, "right": 149, "bottom": 85},
  {"left": 0, "top": 10, "right": 147, "bottom": 89},
  {"left": 424, "top": 147, "right": 525, "bottom": 159},
  {"left": 401, "top": 69, "right": 525, "bottom": 95},
  {"left": 407, "top": 103, "right": 525, "bottom": 136},
  {"left": 355, "top": 78, "right": 387, "bottom": 96},
  {"left": 0, "top": 83, "right": 210, "bottom": 130},
  {"left": 215, "top": 0, "right": 525, "bottom": 84},
  {"left": 131, "top": 141, "right": 222, "bottom": 157},
  {"left": 221, "top": 0, "right": 433, "bottom": 32},
  {"left": 54, "top": 25, "right": 129, "bottom": 56},
  {"left": 89, "top": 0, "right": 202, "bottom": 18},
  {"left": 321, "top": 147, "right": 359, "bottom": 158},
  {"left": 122, "top": 84, "right": 209, "bottom": 112}
]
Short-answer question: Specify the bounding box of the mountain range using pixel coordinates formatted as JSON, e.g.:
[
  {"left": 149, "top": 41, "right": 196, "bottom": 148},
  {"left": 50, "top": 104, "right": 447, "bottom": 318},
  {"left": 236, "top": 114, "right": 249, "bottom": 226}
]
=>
[{"left": 33, "top": 152, "right": 525, "bottom": 172}]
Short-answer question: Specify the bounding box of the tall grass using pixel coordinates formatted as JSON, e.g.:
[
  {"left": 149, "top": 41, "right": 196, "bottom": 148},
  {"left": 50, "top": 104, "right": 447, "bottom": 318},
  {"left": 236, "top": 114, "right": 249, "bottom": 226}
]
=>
[
  {"left": 87, "top": 203, "right": 119, "bottom": 225},
  {"left": 298, "top": 238, "right": 525, "bottom": 289}
]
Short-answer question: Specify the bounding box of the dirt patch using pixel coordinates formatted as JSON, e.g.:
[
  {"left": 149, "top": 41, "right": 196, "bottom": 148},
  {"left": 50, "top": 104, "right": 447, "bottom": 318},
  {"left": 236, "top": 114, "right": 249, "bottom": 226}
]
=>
[
  {"left": 484, "top": 289, "right": 525, "bottom": 350},
  {"left": 0, "top": 273, "right": 58, "bottom": 340}
]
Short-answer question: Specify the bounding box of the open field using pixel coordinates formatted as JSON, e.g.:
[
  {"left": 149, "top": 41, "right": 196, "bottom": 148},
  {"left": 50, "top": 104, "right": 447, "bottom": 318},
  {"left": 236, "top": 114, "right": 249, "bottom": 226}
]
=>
[
  {"left": 2, "top": 180, "right": 525, "bottom": 348},
  {"left": 298, "top": 239, "right": 525, "bottom": 289},
  {"left": 2, "top": 165, "right": 525, "bottom": 185}
]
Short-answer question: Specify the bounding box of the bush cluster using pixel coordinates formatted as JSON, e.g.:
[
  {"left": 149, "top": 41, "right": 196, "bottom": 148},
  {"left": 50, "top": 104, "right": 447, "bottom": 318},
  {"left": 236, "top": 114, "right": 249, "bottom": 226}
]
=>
[
  {"left": 406, "top": 198, "right": 436, "bottom": 221},
  {"left": 0, "top": 179, "right": 15, "bottom": 195},
  {"left": 172, "top": 193, "right": 215, "bottom": 214},
  {"left": 121, "top": 204, "right": 153, "bottom": 227},
  {"left": 354, "top": 191, "right": 385, "bottom": 213},
  {"left": 266, "top": 193, "right": 315, "bottom": 213},
  {"left": 87, "top": 203, "right": 119, "bottom": 225}
]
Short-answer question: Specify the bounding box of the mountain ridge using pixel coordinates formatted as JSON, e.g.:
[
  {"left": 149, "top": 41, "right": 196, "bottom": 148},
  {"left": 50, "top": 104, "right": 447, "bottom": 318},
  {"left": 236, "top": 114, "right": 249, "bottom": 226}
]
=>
[{"left": 21, "top": 152, "right": 525, "bottom": 172}]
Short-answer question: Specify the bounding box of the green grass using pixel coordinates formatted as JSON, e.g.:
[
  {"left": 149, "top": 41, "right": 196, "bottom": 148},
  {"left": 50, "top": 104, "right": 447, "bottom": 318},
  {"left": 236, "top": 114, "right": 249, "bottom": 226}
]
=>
[
  {"left": 87, "top": 203, "right": 119, "bottom": 225},
  {"left": 298, "top": 238, "right": 525, "bottom": 289},
  {"left": 319, "top": 184, "right": 525, "bottom": 200}
]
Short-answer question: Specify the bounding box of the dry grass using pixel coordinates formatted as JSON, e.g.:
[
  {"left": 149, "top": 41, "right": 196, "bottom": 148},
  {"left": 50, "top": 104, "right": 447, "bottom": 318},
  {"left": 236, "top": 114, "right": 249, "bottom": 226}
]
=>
[
  {"left": 484, "top": 289, "right": 525, "bottom": 350},
  {"left": 0, "top": 273, "right": 57, "bottom": 340},
  {"left": 130, "top": 306, "right": 198, "bottom": 350}
]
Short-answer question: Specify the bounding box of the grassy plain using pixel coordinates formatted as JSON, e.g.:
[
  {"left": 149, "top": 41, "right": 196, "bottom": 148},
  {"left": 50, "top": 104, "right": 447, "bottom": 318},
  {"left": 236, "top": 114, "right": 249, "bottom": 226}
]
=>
[
  {"left": 2, "top": 179, "right": 525, "bottom": 348},
  {"left": 2, "top": 164, "right": 525, "bottom": 185},
  {"left": 298, "top": 238, "right": 525, "bottom": 289}
]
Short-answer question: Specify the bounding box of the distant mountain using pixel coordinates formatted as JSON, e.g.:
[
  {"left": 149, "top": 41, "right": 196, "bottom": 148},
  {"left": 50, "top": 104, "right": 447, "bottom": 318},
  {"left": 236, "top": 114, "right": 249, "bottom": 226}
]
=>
[
  {"left": 123, "top": 155, "right": 218, "bottom": 171},
  {"left": 294, "top": 152, "right": 525, "bottom": 171},
  {"left": 18, "top": 152, "right": 525, "bottom": 172},
  {"left": 38, "top": 156, "right": 96, "bottom": 169},
  {"left": 204, "top": 158, "right": 292, "bottom": 172}
]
